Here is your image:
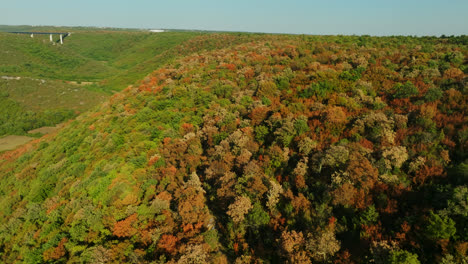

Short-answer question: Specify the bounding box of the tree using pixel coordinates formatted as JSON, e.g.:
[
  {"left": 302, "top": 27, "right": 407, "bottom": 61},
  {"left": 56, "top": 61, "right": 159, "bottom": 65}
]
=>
[
  {"left": 424, "top": 87, "right": 443, "bottom": 102},
  {"left": 322, "top": 145, "right": 349, "bottom": 168},
  {"left": 158, "top": 234, "right": 178, "bottom": 254},
  {"left": 298, "top": 137, "right": 317, "bottom": 155},
  {"left": 246, "top": 202, "right": 270, "bottom": 228},
  {"left": 80, "top": 246, "right": 111, "bottom": 264},
  {"left": 393, "top": 81, "right": 419, "bottom": 99},
  {"left": 113, "top": 213, "right": 137, "bottom": 238},
  {"left": 177, "top": 244, "right": 208, "bottom": 264},
  {"left": 388, "top": 250, "right": 420, "bottom": 264},
  {"left": 294, "top": 115, "right": 310, "bottom": 135},
  {"left": 266, "top": 180, "right": 283, "bottom": 212},
  {"left": 43, "top": 237, "right": 67, "bottom": 261},
  {"left": 426, "top": 211, "right": 456, "bottom": 240},
  {"left": 279, "top": 230, "right": 304, "bottom": 254},
  {"left": 381, "top": 146, "right": 408, "bottom": 170},
  {"left": 227, "top": 196, "right": 252, "bottom": 223},
  {"left": 306, "top": 227, "right": 341, "bottom": 262},
  {"left": 293, "top": 158, "right": 308, "bottom": 189},
  {"left": 254, "top": 125, "right": 269, "bottom": 144}
]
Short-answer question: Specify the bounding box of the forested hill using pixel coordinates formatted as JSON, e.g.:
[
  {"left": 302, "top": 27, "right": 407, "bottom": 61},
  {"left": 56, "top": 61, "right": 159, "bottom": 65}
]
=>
[{"left": 0, "top": 34, "right": 466, "bottom": 263}]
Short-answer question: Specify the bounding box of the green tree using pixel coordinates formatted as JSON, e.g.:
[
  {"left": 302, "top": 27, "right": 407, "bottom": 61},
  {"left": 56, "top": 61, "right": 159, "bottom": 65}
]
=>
[
  {"left": 426, "top": 211, "right": 456, "bottom": 240},
  {"left": 246, "top": 202, "right": 270, "bottom": 228},
  {"left": 393, "top": 81, "right": 419, "bottom": 99},
  {"left": 388, "top": 250, "right": 420, "bottom": 264},
  {"left": 424, "top": 87, "right": 443, "bottom": 102}
]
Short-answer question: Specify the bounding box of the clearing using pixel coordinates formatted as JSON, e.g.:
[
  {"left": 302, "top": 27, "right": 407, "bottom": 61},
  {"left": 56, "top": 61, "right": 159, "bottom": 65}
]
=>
[{"left": 0, "top": 135, "right": 34, "bottom": 152}]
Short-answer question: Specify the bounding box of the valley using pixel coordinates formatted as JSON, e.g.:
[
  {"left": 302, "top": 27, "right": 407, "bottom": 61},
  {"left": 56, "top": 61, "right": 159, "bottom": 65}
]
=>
[{"left": 0, "top": 26, "right": 255, "bottom": 140}]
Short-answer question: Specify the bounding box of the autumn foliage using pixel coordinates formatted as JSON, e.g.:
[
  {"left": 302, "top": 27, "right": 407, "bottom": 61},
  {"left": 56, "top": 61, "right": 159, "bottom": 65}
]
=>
[{"left": 0, "top": 33, "right": 466, "bottom": 263}]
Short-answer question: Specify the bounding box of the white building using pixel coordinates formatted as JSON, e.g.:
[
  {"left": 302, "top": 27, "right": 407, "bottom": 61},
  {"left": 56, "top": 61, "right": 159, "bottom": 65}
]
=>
[{"left": 149, "top": 29, "right": 165, "bottom": 33}]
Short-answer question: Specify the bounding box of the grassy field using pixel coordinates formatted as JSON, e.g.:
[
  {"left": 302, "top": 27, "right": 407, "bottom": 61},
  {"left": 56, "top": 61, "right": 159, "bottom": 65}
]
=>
[
  {"left": 0, "top": 124, "right": 61, "bottom": 152},
  {"left": 0, "top": 135, "right": 34, "bottom": 152}
]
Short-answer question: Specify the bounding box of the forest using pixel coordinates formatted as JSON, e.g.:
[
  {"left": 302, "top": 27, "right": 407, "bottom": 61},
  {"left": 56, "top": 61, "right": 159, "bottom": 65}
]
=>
[{"left": 0, "top": 33, "right": 466, "bottom": 263}]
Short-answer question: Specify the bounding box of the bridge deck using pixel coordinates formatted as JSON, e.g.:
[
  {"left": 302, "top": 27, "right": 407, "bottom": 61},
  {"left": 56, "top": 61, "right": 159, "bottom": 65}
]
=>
[{"left": 9, "top": 32, "right": 69, "bottom": 35}]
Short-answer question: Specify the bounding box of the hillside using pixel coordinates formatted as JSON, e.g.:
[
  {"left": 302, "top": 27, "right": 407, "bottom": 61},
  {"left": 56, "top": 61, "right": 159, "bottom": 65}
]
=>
[
  {"left": 0, "top": 34, "right": 466, "bottom": 263},
  {"left": 0, "top": 77, "right": 105, "bottom": 137},
  {"left": 0, "top": 28, "right": 258, "bottom": 138},
  {"left": 0, "top": 29, "right": 194, "bottom": 138},
  {"left": 0, "top": 30, "right": 198, "bottom": 88}
]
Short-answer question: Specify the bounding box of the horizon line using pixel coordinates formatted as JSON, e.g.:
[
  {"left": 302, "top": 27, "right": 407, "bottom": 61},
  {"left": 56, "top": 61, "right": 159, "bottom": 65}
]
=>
[{"left": 1, "top": 23, "right": 467, "bottom": 38}]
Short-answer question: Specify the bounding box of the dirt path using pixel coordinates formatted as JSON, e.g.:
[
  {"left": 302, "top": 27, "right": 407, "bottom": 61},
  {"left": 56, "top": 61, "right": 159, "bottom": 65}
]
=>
[
  {"left": 1, "top": 75, "right": 95, "bottom": 85},
  {"left": 28, "top": 125, "right": 61, "bottom": 134}
]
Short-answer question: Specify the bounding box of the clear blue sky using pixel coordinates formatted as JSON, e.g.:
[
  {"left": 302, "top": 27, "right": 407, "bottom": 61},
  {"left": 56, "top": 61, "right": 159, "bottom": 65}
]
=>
[{"left": 1, "top": 0, "right": 467, "bottom": 36}]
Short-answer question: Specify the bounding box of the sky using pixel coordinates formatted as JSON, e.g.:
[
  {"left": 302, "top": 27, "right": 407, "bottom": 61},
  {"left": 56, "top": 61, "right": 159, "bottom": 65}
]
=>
[{"left": 1, "top": 0, "right": 467, "bottom": 36}]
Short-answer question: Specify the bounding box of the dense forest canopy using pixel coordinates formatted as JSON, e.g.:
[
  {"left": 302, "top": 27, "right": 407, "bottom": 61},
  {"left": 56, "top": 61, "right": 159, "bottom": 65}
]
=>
[{"left": 0, "top": 33, "right": 466, "bottom": 263}]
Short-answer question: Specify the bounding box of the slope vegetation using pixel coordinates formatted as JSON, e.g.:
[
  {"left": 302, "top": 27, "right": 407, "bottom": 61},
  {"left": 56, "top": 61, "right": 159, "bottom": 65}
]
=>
[{"left": 0, "top": 35, "right": 466, "bottom": 263}]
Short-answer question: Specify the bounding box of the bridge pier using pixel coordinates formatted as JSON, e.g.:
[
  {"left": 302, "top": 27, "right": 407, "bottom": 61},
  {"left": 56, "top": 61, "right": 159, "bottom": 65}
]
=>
[
  {"left": 60, "top": 34, "right": 63, "bottom": 44},
  {"left": 30, "top": 33, "right": 33, "bottom": 38},
  {"left": 50, "top": 34, "right": 53, "bottom": 42}
]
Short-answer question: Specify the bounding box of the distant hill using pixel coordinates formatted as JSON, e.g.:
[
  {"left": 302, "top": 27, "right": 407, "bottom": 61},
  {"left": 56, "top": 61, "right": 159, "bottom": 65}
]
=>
[
  {"left": 0, "top": 33, "right": 466, "bottom": 263},
  {"left": 0, "top": 25, "right": 146, "bottom": 33}
]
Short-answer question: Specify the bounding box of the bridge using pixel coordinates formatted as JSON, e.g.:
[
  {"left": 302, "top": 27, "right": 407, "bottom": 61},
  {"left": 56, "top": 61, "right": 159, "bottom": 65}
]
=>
[{"left": 9, "top": 32, "right": 71, "bottom": 44}]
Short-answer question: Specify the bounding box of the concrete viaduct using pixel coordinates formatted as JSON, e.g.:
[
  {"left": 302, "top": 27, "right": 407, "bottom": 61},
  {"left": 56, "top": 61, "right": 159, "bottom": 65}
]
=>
[{"left": 9, "top": 32, "right": 71, "bottom": 44}]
